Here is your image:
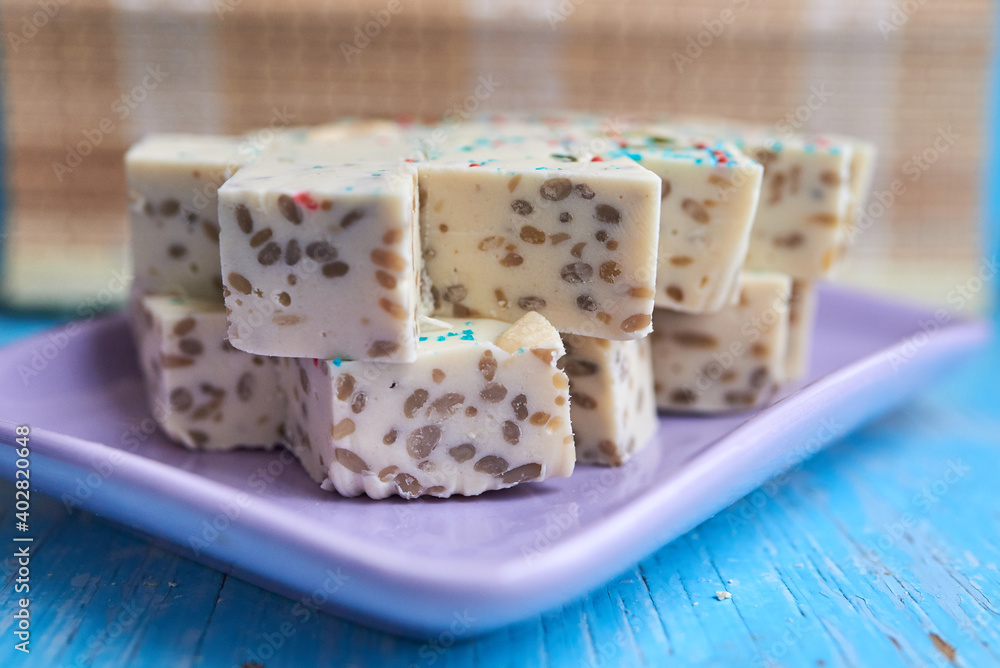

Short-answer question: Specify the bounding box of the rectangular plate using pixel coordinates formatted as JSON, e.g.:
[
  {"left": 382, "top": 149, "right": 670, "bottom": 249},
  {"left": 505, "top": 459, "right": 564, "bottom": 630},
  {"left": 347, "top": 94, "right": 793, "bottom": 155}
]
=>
[{"left": 0, "top": 286, "right": 989, "bottom": 637}]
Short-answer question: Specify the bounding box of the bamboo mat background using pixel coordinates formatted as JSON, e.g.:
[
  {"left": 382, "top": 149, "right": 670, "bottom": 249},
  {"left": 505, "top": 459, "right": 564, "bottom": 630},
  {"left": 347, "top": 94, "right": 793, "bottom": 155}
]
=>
[{"left": 0, "top": 0, "right": 993, "bottom": 311}]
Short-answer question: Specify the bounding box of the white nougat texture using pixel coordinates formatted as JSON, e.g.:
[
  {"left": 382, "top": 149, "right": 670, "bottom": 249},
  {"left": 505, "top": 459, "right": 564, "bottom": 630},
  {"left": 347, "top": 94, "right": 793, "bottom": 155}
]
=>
[
  {"left": 561, "top": 334, "right": 658, "bottom": 466},
  {"left": 660, "top": 118, "right": 860, "bottom": 280},
  {"left": 218, "top": 139, "right": 423, "bottom": 362},
  {"left": 742, "top": 139, "right": 852, "bottom": 279},
  {"left": 420, "top": 125, "right": 661, "bottom": 340},
  {"left": 131, "top": 294, "right": 286, "bottom": 451},
  {"left": 554, "top": 118, "right": 763, "bottom": 314},
  {"left": 786, "top": 279, "right": 818, "bottom": 381},
  {"left": 650, "top": 272, "right": 792, "bottom": 413},
  {"left": 126, "top": 134, "right": 253, "bottom": 301},
  {"left": 280, "top": 313, "right": 576, "bottom": 499}
]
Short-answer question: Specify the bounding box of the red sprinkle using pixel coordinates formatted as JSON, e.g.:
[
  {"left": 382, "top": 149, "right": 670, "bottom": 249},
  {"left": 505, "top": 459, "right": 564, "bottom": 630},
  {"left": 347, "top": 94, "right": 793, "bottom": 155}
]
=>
[
  {"left": 313, "top": 358, "right": 320, "bottom": 367},
  {"left": 294, "top": 192, "right": 319, "bottom": 210},
  {"left": 591, "top": 156, "right": 604, "bottom": 162},
  {"left": 694, "top": 142, "right": 708, "bottom": 150},
  {"left": 468, "top": 163, "right": 481, "bottom": 167}
]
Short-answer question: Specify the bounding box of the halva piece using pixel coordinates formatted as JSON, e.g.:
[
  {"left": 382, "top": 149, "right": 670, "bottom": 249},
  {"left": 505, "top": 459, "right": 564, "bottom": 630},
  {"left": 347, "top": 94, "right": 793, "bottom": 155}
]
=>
[
  {"left": 126, "top": 134, "right": 253, "bottom": 301},
  {"left": 419, "top": 127, "right": 661, "bottom": 340},
  {"left": 608, "top": 125, "right": 763, "bottom": 313},
  {"left": 218, "top": 139, "right": 422, "bottom": 361},
  {"left": 560, "top": 334, "right": 658, "bottom": 466},
  {"left": 785, "top": 279, "right": 818, "bottom": 381},
  {"left": 280, "top": 312, "right": 576, "bottom": 499},
  {"left": 131, "top": 293, "right": 286, "bottom": 450},
  {"left": 650, "top": 272, "right": 791, "bottom": 413}
]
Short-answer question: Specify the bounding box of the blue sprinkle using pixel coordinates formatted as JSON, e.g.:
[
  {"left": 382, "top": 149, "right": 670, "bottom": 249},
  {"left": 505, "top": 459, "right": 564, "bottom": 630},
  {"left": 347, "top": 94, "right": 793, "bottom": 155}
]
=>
[
  {"left": 447, "top": 331, "right": 458, "bottom": 337},
  {"left": 465, "top": 322, "right": 473, "bottom": 326},
  {"left": 419, "top": 336, "right": 428, "bottom": 342},
  {"left": 803, "top": 145, "right": 815, "bottom": 154},
  {"left": 437, "top": 335, "right": 447, "bottom": 342},
  {"left": 460, "top": 329, "right": 474, "bottom": 341},
  {"left": 333, "top": 358, "right": 342, "bottom": 367},
  {"left": 518, "top": 347, "right": 525, "bottom": 353}
]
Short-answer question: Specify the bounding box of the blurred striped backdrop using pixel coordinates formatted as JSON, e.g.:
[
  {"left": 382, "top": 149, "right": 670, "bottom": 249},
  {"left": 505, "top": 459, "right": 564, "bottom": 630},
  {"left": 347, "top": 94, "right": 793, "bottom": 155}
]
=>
[{"left": 0, "top": 0, "right": 993, "bottom": 312}]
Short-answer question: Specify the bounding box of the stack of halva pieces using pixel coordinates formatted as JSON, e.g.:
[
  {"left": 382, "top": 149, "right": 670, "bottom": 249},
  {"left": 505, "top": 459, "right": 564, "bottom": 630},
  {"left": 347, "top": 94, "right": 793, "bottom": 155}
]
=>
[{"left": 125, "top": 114, "right": 875, "bottom": 499}]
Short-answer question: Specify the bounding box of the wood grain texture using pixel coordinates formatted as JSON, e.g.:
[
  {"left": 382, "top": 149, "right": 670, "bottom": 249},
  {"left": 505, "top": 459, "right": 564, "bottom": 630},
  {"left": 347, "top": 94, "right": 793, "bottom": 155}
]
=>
[{"left": 0, "top": 325, "right": 997, "bottom": 667}]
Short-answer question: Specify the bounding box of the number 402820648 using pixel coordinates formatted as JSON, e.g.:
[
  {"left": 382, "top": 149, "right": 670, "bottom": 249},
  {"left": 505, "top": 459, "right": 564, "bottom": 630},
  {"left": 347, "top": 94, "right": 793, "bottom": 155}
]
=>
[{"left": 14, "top": 425, "right": 31, "bottom": 525}]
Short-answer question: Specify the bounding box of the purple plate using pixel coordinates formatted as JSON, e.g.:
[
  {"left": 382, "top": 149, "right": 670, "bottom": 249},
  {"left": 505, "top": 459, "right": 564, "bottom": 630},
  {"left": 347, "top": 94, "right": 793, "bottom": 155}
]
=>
[{"left": 0, "top": 286, "right": 990, "bottom": 637}]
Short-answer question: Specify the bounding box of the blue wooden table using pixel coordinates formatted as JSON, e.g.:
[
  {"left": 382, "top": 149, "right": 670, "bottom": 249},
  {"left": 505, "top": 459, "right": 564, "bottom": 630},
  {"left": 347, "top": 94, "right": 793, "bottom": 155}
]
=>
[{"left": 1, "top": 310, "right": 999, "bottom": 668}]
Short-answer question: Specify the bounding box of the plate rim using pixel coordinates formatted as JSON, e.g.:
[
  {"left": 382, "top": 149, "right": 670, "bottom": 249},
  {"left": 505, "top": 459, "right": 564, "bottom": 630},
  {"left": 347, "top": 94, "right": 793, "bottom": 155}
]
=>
[{"left": 0, "top": 287, "right": 992, "bottom": 634}]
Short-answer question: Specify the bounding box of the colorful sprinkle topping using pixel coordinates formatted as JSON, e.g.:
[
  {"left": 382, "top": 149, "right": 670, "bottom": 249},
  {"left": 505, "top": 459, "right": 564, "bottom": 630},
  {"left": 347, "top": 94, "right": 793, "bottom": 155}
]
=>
[{"left": 294, "top": 192, "right": 319, "bottom": 210}]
